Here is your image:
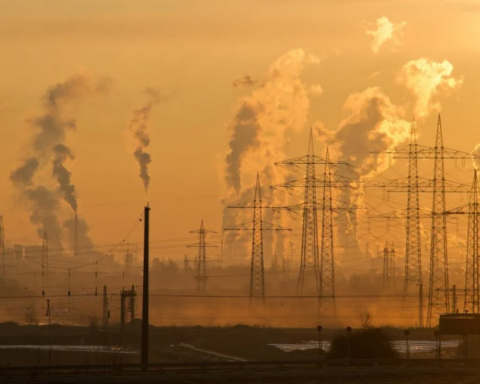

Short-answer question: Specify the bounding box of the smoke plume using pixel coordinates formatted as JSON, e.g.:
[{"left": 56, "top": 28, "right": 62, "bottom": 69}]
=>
[
  {"left": 10, "top": 72, "right": 111, "bottom": 248},
  {"left": 472, "top": 143, "right": 480, "bottom": 170},
  {"left": 322, "top": 87, "right": 410, "bottom": 259},
  {"left": 52, "top": 144, "right": 77, "bottom": 213},
  {"left": 330, "top": 87, "right": 410, "bottom": 177},
  {"left": 128, "top": 88, "right": 161, "bottom": 192},
  {"left": 396, "top": 58, "right": 463, "bottom": 118},
  {"left": 366, "top": 17, "right": 406, "bottom": 54},
  {"left": 223, "top": 49, "right": 320, "bottom": 261},
  {"left": 225, "top": 49, "right": 320, "bottom": 195}
]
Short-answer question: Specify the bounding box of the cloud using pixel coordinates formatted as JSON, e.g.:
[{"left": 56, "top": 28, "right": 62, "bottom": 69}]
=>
[
  {"left": 396, "top": 58, "right": 463, "bottom": 118},
  {"left": 366, "top": 17, "right": 406, "bottom": 54}
]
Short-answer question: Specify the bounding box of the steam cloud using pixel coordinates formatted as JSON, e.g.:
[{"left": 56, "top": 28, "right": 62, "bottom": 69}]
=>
[
  {"left": 223, "top": 49, "right": 320, "bottom": 261},
  {"left": 225, "top": 49, "right": 320, "bottom": 195},
  {"left": 10, "top": 72, "right": 110, "bottom": 249},
  {"left": 323, "top": 87, "right": 410, "bottom": 258},
  {"left": 128, "top": 87, "right": 161, "bottom": 192},
  {"left": 397, "top": 58, "right": 463, "bottom": 118},
  {"left": 366, "top": 17, "right": 406, "bottom": 54},
  {"left": 473, "top": 143, "right": 480, "bottom": 170}
]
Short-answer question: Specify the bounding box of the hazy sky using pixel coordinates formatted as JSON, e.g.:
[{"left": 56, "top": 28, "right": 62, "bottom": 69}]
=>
[{"left": 1, "top": 0, "right": 480, "bottom": 262}]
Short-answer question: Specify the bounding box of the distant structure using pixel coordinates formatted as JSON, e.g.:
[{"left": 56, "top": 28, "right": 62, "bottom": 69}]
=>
[
  {"left": 120, "top": 285, "right": 136, "bottom": 335},
  {"left": 188, "top": 220, "right": 216, "bottom": 295},
  {"left": 382, "top": 241, "right": 395, "bottom": 292},
  {"left": 225, "top": 174, "right": 290, "bottom": 304}
]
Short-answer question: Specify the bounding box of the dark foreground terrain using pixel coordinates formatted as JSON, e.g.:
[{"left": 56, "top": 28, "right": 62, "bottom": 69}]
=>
[{"left": 1, "top": 366, "right": 480, "bottom": 384}]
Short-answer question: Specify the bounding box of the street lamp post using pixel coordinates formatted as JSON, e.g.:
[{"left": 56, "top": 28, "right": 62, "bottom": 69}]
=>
[
  {"left": 434, "top": 330, "right": 439, "bottom": 359},
  {"left": 346, "top": 326, "right": 352, "bottom": 359},
  {"left": 375, "top": 328, "right": 381, "bottom": 362},
  {"left": 404, "top": 329, "right": 410, "bottom": 359},
  {"left": 317, "top": 325, "right": 323, "bottom": 358}
]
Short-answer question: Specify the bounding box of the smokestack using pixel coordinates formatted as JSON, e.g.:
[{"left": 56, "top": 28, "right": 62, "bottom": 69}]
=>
[{"left": 74, "top": 213, "right": 78, "bottom": 257}]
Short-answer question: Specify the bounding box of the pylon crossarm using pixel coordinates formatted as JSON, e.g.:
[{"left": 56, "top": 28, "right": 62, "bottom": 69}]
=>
[
  {"left": 227, "top": 200, "right": 279, "bottom": 209},
  {"left": 223, "top": 221, "right": 255, "bottom": 231},
  {"left": 261, "top": 221, "right": 291, "bottom": 231},
  {"left": 444, "top": 204, "right": 473, "bottom": 215},
  {"left": 270, "top": 174, "right": 356, "bottom": 190},
  {"left": 186, "top": 243, "right": 218, "bottom": 248},
  {"left": 274, "top": 154, "right": 347, "bottom": 167}
]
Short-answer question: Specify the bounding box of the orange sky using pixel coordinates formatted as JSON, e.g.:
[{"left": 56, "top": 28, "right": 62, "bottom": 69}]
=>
[{"left": 1, "top": 0, "right": 480, "bottom": 266}]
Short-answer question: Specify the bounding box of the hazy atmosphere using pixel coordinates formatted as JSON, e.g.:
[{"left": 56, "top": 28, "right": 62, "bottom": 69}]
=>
[{"left": 1, "top": 1, "right": 480, "bottom": 382}]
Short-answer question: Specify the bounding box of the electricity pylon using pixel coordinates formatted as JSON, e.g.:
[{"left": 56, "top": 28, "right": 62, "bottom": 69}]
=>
[
  {"left": 273, "top": 129, "right": 353, "bottom": 298},
  {"left": 370, "top": 116, "right": 476, "bottom": 327},
  {"left": 382, "top": 241, "right": 396, "bottom": 292},
  {"left": 225, "top": 174, "right": 290, "bottom": 303},
  {"left": 0, "top": 215, "right": 5, "bottom": 276},
  {"left": 188, "top": 220, "right": 216, "bottom": 295},
  {"left": 445, "top": 170, "right": 480, "bottom": 313},
  {"left": 273, "top": 149, "right": 357, "bottom": 317}
]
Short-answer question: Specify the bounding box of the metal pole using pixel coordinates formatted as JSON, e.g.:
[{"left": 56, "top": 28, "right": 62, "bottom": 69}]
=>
[
  {"left": 346, "top": 326, "right": 352, "bottom": 359},
  {"left": 141, "top": 205, "right": 150, "bottom": 369},
  {"left": 376, "top": 328, "right": 380, "bottom": 361},
  {"left": 317, "top": 325, "right": 322, "bottom": 357}
]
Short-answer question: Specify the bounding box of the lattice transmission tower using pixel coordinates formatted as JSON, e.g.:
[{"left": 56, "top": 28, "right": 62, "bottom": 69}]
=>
[
  {"left": 427, "top": 115, "right": 450, "bottom": 326},
  {"left": 188, "top": 220, "right": 216, "bottom": 295},
  {"left": 273, "top": 129, "right": 355, "bottom": 300},
  {"left": 370, "top": 117, "right": 474, "bottom": 327},
  {"left": 445, "top": 170, "right": 480, "bottom": 313},
  {"left": 225, "top": 174, "right": 290, "bottom": 303},
  {"left": 382, "top": 241, "right": 396, "bottom": 292}
]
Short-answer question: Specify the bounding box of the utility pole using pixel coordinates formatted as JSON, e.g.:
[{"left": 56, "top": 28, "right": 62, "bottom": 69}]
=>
[
  {"left": 41, "top": 232, "right": 48, "bottom": 296},
  {"left": 0, "top": 215, "right": 5, "bottom": 276},
  {"left": 225, "top": 174, "right": 290, "bottom": 304},
  {"left": 102, "top": 285, "right": 109, "bottom": 330},
  {"left": 188, "top": 220, "right": 216, "bottom": 295},
  {"left": 141, "top": 204, "right": 150, "bottom": 369},
  {"left": 391, "top": 242, "right": 396, "bottom": 291}
]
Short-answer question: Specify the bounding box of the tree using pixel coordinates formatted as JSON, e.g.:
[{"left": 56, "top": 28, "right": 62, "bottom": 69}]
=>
[{"left": 328, "top": 328, "right": 399, "bottom": 359}]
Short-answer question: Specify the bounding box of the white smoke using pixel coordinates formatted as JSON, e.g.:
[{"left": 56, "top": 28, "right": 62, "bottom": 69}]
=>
[
  {"left": 366, "top": 17, "right": 406, "bottom": 54},
  {"left": 223, "top": 49, "right": 321, "bottom": 260},
  {"left": 396, "top": 58, "right": 463, "bottom": 118}
]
